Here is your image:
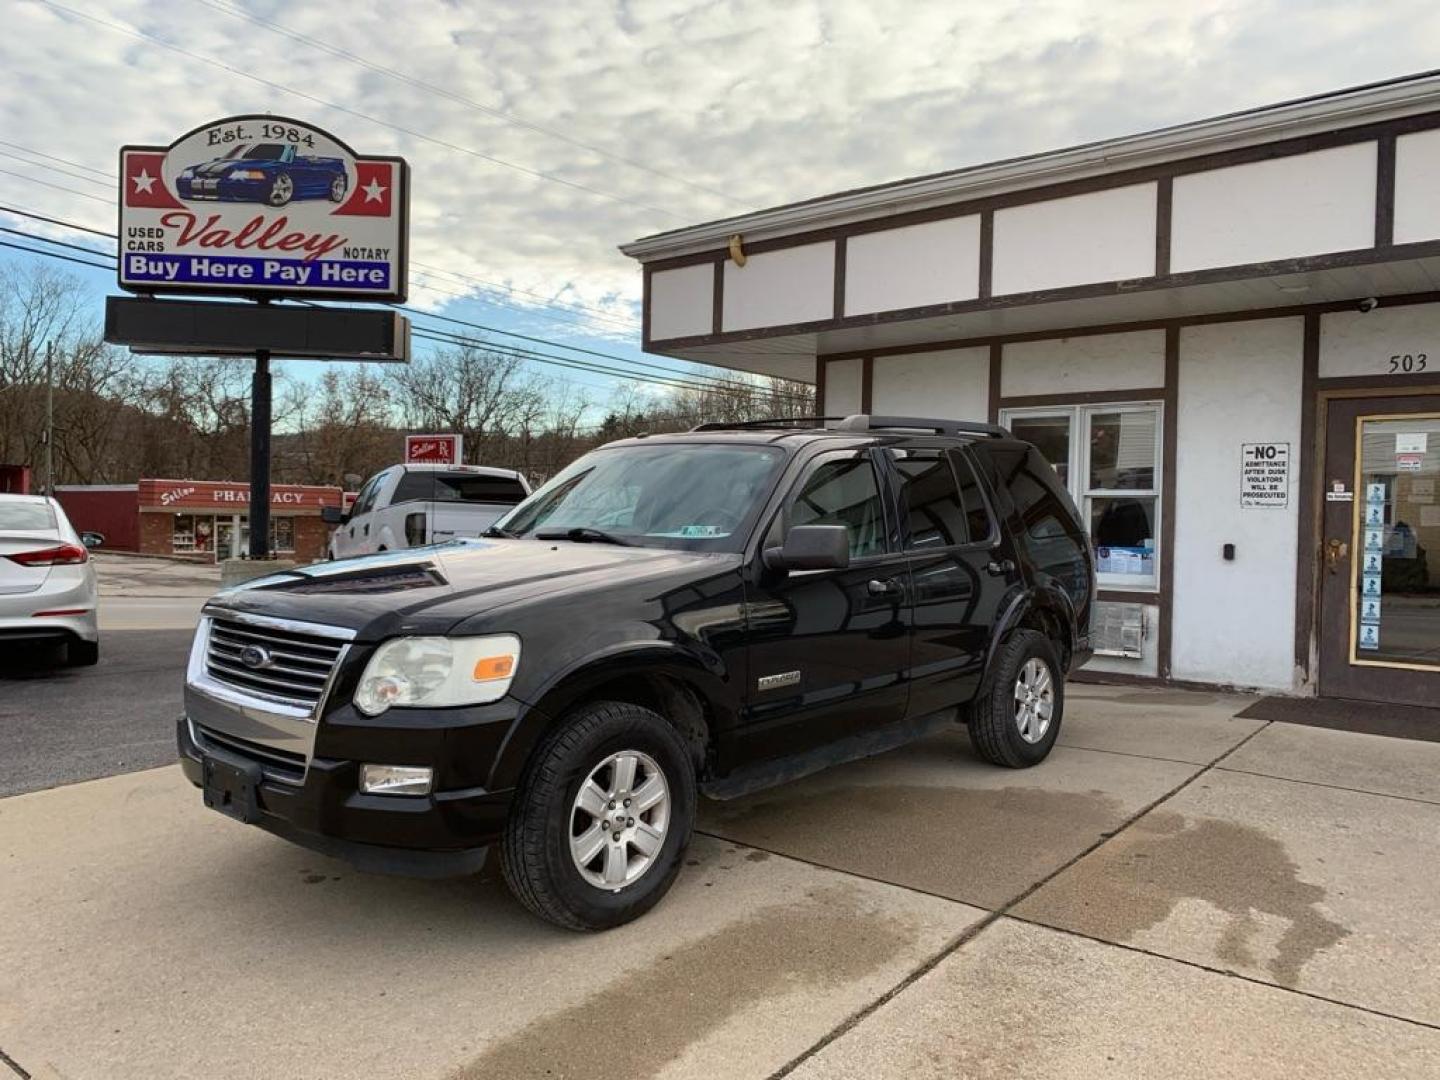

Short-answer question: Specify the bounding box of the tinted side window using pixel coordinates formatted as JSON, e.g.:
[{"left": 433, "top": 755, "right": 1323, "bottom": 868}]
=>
[
  {"left": 894, "top": 451, "right": 968, "bottom": 549},
  {"left": 949, "top": 450, "right": 996, "bottom": 543},
  {"left": 352, "top": 473, "right": 384, "bottom": 516},
  {"left": 989, "top": 445, "right": 1091, "bottom": 607},
  {"left": 788, "top": 455, "right": 887, "bottom": 558}
]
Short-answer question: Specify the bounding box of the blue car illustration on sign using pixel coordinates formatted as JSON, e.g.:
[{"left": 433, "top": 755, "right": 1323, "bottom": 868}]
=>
[{"left": 176, "top": 143, "right": 347, "bottom": 207}]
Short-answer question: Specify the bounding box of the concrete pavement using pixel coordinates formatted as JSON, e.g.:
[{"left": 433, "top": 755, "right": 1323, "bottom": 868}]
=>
[{"left": 4, "top": 682, "right": 1440, "bottom": 1077}]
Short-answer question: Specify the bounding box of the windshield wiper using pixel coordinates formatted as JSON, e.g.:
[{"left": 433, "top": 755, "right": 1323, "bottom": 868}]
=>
[
  {"left": 534, "top": 527, "right": 633, "bottom": 546},
  {"left": 482, "top": 525, "right": 515, "bottom": 538}
]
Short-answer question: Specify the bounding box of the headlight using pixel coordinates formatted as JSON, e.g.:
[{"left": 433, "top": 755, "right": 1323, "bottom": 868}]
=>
[
  {"left": 232, "top": 169, "right": 266, "bottom": 180},
  {"left": 353, "top": 634, "right": 520, "bottom": 716}
]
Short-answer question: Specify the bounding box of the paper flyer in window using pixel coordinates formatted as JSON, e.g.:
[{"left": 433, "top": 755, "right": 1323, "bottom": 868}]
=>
[
  {"left": 1357, "top": 623, "right": 1380, "bottom": 651},
  {"left": 1360, "top": 597, "right": 1382, "bottom": 624}
]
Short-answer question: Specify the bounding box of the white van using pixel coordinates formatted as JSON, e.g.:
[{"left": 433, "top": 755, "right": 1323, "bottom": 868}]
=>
[{"left": 323, "top": 464, "right": 530, "bottom": 559}]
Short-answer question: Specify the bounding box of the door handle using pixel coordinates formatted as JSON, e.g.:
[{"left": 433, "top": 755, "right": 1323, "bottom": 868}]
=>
[
  {"left": 1325, "top": 538, "right": 1348, "bottom": 574},
  {"left": 867, "top": 578, "right": 902, "bottom": 597},
  {"left": 986, "top": 558, "right": 1016, "bottom": 576}
]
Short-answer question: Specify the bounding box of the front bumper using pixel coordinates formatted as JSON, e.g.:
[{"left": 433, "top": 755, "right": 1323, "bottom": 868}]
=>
[
  {"left": 177, "top": 175, "right": 270, "bottom": 202},
  {"left": 178, "top": 695, "right": 530, "bottom": 878}
]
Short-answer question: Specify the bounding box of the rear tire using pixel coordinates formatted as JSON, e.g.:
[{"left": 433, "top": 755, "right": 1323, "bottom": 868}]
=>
[
  {"left": 966, "top": 629, "right": 1062, "bottom": 768},
  {"left": 65, "top": 639, "right": 99, "bottom": 667},
  {"left": 501, "top": 701, "right": 695, "bottom": 931}
]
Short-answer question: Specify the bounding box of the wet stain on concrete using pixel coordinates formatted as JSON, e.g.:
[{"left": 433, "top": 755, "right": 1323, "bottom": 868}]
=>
[
  {"left": 704, "top": 784, "right": 1126, "bottom": 909},
  {"left": 1018, "top": 811, "right": 1350, "bottom": 986},
  {"left": 744, "top": 849, "right": 771, "bottom": 863},
  {"left": 450, "top": 885, "right": 918, "bottom": 1080}
]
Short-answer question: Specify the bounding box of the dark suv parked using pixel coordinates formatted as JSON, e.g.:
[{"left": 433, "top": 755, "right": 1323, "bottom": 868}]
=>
[{"left": 179, "top": 415, "right": 1094, "bottom": 929}]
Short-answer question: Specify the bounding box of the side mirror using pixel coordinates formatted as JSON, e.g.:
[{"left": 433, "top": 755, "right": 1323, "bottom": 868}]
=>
[
  {"left": 80, "top": 531, "right": 105, "bottom": 549},
  {"left": 321, "top": 506, "right": 348, "bottom": 526},
  {"left": 763, "top": 524, "right": 851, "bottom": 572}
]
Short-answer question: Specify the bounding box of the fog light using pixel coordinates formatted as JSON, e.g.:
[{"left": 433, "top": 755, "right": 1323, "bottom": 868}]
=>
[{"left": 359, "top": 764, "right": 433, "bottom": 796}]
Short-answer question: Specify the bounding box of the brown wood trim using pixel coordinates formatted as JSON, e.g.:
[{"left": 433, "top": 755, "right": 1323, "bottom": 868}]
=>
[
  {"left": 1097, "top": 589, "right": 1162, "bottom": 606},
  {"left": 1154, "top": 176, "right": 1173, "bottom": 277},
  {"left": 833, "top": 236, "right": 847, "bottom": 319},
  {"left": 1294, "top": 313, "right": 1321, "bottom": 676},
  {"left": 987, "top": 343, "right": 1002, "bottom": 422},
  {"left": 649, "top": 239, "right": 1440, "bottom": 350},
  {"left": 641, "top": 264, "right": 653, "bottom": 350},
  {"left": 1070, "top": 669, "right": 1249, "bottom": 694},
  {"left": 860, "top": 356, "right": 874, "bottom": 413},
  {"left": 1157, "top": 326, "right": 1180, "bottom": 680},
  {"left": 1376, "top": 133, "right": 1396, "bottom": 249},
  {"left": 1316, "top": 371, "right": 1440, "bottom": 392},
  {"left": 636, "top": 111, "right": 1440, "bottom": 274},
  {"left": 817, "top": 289, "right": 1440, "bottom": 363},
  {"left": 977, "top": 210, "right": 994, "bottom": 301},
  {"left": 710, "top": 256, "right": 724, "bottom": 335},
  {"left": 815, "top": 356, "right": 828, "bottom": 406},
  {"left": 998, "top": 387, "right": 1165, "bottom": 409}
]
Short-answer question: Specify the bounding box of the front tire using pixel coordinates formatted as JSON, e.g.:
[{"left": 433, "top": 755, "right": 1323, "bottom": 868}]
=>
[
  {"left": 501, "top": 701, "right": 695, "bottom": 931},
  {"left": 966, "top": 629, "right": 1063, "bottom": 768},
  {"left": 329, "top": 175, "right": 346, "bottom": 202}
]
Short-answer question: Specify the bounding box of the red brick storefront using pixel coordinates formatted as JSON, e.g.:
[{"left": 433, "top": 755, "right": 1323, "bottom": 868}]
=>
[{"left": 57, "top": 479, "right": 342, "bottom": 562}]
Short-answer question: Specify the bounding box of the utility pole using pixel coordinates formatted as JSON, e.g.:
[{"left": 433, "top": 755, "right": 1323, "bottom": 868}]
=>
[
  {"left": 249, "top": 346, "right": 271, "bottom": 559},
  {"left": 44, "top": 341, "right": 54, "bottom": 496}
]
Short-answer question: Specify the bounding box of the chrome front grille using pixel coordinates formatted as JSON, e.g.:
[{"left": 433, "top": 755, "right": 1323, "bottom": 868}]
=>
[{"left": 204, "top": 616, "right": 347, "bottom": 711}]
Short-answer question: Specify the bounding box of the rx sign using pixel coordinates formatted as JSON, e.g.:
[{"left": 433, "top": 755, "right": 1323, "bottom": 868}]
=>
[
  {"left": 118, "top": 115, "right": 409, "bottom": 302},
  {"left": 405, "top": 434, "right": 464, "bottom": 465}
]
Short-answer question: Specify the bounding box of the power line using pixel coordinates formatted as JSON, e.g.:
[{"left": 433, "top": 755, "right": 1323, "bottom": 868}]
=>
[
  {"left": 35, "top": 0, "right": 689, "bottom": 222},
  {"left": 0, "top": 222, "right": 764, "bottom": 398},
  {"left": 0, "top": 203, "right": 113, "bottom": 239},
  {"left": 0, "top": 238, "right": 113, "bottom": 271},
  {"left": 0, "top": 148, "right": 111, "bottom": 189},
  {"left": 0, "top": 200, "right": 766, "bottom": 392},
  {"left": 0, "top": 166, "right": 113, "bottom": 204},
  {"left": 195, "top": 0, "right": 750, "bottom": 212},
  {"left": 0, "top": 225, "right": 114, "bottom": 260}
]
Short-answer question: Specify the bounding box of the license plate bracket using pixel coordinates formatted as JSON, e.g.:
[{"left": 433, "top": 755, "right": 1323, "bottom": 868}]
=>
[{"left": 202, "top": 752, "right": 263, "bottom": 824}]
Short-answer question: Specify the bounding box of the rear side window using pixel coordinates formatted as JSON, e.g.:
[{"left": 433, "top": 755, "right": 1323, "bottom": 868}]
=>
[
  {"left": 0, "top": 502, "right": 56, "bottom": 530},
  {"left": 893, "top": 451, "right": 968, "bottom": 548},
  {"left": 891, "top": 449, "right": 995, "bottom": 548},
  {"left": 987, "top": 445, "right": 1091, "bottom": 607},
  {"left": 395, "top": 472, "right": 527, "bottom": 505}
]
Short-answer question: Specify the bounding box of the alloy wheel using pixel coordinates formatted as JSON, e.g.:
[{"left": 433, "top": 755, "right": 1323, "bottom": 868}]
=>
[
  {"left": 569, "top": 750, "right": 670, "bottom": 891},
  {"left": 269, "top": 174, "right": 293, "bottom": 206},
  {"left": 1013, "top": 657, "right": 1054, "bottom": 744}
]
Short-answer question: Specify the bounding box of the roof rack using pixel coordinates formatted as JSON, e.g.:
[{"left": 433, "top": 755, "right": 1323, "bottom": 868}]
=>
[
  {"left": 688, "top": 416, "right": 844, "bottom": 432},
  {"left": 829, "top": 414, "right": 1011, "bottom": 438}
]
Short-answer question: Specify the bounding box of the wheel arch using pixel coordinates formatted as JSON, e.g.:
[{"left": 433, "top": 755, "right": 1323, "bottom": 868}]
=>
[
  {"left": 490, "top": 644, "right": 736, "bottom": 791},
  {"left": 982, "top": 585, "right": 1077, "bottom": 689}
]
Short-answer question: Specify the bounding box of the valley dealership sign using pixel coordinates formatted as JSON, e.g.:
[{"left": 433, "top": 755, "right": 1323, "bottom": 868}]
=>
[{"left": 119, "top": 115, "right": 409, "bottom": 302}]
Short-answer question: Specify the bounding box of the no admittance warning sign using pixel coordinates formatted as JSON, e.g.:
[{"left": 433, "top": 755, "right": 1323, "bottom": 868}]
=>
[{"left": 1241, "top": 442, "right": 1290, "bottom": 508}]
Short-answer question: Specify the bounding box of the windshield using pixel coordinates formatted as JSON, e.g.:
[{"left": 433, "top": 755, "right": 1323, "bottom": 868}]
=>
[
  {"left": 495, "top": 443, "right": 785, "bottom": 551},
  {"left": 242, "top": 144, "right": 287, "bottom": 160}
]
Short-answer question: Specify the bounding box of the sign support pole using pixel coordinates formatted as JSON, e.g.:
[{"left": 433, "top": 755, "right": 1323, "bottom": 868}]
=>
[{"left": 249, "top": 346, "right": 272, "bottom": 559}]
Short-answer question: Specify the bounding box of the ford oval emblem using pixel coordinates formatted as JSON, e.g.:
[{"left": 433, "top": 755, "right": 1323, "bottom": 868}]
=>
[{"left": 239, "top": 644, "right": 272, "bottom": 670}]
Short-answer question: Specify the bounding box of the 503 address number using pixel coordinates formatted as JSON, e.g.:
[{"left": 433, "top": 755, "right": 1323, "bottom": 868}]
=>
[{"left": 1388, "top": 353, "right": 1428, "bottom": 374}]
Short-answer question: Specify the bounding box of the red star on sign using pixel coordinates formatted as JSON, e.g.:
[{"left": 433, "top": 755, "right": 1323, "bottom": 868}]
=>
[
  {"left": 334, "top": 161, "right": 394, "bottom": 217},
  {"left": 122, "top": 151, "right": 183, "bottom": 209}
]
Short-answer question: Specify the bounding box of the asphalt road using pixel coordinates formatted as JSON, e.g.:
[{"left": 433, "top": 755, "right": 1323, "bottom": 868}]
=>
[{"left": 0, "top": 629, "right": 192, "bottom": 797}]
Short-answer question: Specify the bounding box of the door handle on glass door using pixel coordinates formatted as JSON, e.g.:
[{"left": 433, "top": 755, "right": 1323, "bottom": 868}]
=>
[
  {"left": 987, "top": 558, "right": 1016, "bottom": 576},
  {"left": 1325, "top": 538, "right": 1348, "bottom": 573}
]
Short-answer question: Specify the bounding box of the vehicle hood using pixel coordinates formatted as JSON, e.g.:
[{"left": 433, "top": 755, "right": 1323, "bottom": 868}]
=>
[
  {"left": 205, "top": 538, "right": 738, "bottom": 640},
  {"left": 193, "top": 159, "right": 271, "bottom": 177}
]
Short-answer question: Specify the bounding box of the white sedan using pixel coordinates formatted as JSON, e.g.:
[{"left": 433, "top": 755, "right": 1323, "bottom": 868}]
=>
[{"left": 0, "top": 494, "right": 101, "bottom": 666}]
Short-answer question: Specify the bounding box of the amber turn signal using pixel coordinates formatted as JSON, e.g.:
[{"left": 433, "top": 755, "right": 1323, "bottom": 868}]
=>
[{"left": 472, "top": 655, "right": 516, "bottom": 681}]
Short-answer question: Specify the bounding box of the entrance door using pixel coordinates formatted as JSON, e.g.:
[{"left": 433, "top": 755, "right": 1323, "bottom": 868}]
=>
[{"left": 1318, "top": 395, "right": 1440, "bottom": 706}]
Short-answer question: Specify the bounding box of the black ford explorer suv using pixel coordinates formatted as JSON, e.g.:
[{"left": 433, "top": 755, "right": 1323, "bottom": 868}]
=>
[{"left": 179, "top": 415, "right": 1094, "bottom": 930}]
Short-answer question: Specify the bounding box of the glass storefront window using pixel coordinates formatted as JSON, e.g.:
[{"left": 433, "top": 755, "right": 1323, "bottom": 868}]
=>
[
  {"left": 1009, "top": 414, "right": 1072, "bottom": 487},
  {"left": 1003, "top": 402, "right": 1162, "bottom": 590},
  {"left": 272, "top": 517, "right": 295, "bottom": 552},
  {"left": 1353, "top": 415, "right": 1440, "bottom": 668}
]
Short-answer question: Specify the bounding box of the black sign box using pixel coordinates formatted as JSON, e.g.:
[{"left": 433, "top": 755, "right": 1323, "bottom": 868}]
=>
[{"left": 104, "top": 296, "right": 410, "bottom": 362}]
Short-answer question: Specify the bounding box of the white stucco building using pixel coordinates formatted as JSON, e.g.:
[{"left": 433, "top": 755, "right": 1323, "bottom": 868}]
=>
[{"left": 623, "top": 73, "right": 1440, "bottom": 708}]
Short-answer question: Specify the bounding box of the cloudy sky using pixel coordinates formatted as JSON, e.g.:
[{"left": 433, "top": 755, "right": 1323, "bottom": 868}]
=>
[{"left": 3, "top": 0, "right": 1439, "bottom": 400}]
